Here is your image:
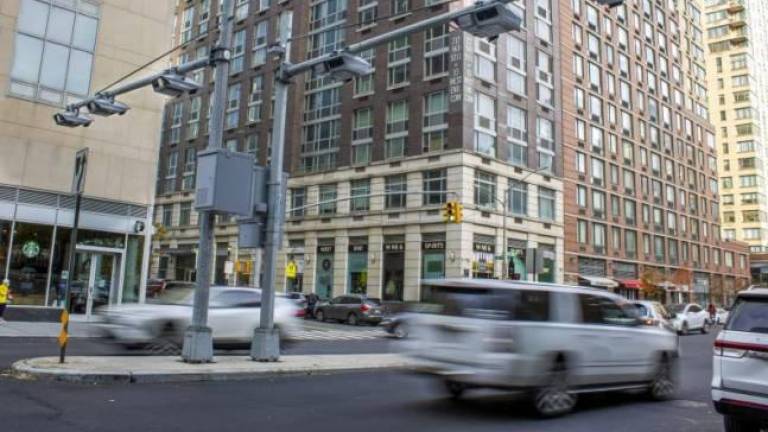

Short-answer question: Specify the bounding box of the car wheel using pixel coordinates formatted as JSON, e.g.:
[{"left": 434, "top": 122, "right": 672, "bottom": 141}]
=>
[
  {"left": 316, "top": 310, "right": 325, "bottom": 322},
  {"left": 393, "top": 323, "right": 409, "bottom": 339},
  {"left": 347, "top": 313, "right": 359, "bottom": 326},
  {"left": 724, "top": 415, "right": 761, "bottom": 432},
  {"left": 145, "top": 322, "right": 181, "bottom": 356},
  {"left": 648, "top": 355, "right": 676, "bottom": 401},
  {"left": 444, "top": 380, "right": 466, "bottom": 399},
  {"left": 533, "top": 358, "right": 577, "bottom": 418},
  {"left": 680, "top": 322, "right": 689, "bottom": 335}
]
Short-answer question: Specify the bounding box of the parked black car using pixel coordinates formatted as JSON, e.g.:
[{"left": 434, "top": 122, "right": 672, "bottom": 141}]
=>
[{"left": 315, "top": 294, "right": 384, "bottom": 325}]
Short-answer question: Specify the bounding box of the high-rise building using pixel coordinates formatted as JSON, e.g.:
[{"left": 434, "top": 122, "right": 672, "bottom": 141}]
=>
[
  {"left": 153, "top": 0, "right": 566, "bottom": 300},
  {"left": 0, "top": 0, "right": 175, "bottom": 314},
  {"left": 560, "top": 0, "right": 749, "bottom": 303},
  {"left": 699, "top": 0, "right": 768, "bottom": 278}
]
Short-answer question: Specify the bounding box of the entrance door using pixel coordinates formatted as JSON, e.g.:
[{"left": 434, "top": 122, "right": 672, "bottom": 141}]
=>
[{"left": 69, "top": 251, "right": 120, "bottom": 318}]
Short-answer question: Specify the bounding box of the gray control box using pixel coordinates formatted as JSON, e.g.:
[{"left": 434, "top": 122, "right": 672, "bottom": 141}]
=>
[{"left": 195, "top": 148, "right": 254, "bottom": 216}]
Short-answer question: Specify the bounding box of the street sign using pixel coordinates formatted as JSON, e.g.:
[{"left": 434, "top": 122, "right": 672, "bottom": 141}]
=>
[
  {"left": 285, "top": 261, "right": 297, "bottom": 279},
  {"left": 71, "top": 148, "right": 89, "bottom": 194}
]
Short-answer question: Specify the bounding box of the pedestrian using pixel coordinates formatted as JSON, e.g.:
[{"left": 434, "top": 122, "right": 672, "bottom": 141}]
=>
[
  {"left": 708, "top": 303, "right": 717, "bottom": 323},
  {"left": 0, "top": 278, "right": 12, "bottom": 324},
  {"left": 306, "top": 292, "right": 318, "bottom": 319}
]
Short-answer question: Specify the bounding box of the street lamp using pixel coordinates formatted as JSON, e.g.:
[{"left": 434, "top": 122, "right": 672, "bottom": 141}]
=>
[
  {"left": 53, "top": 109, "right": 93, "bottom": 128},
  {"left": 151, "top": 73, "right": 203, "bottom": 97},
  {"left": 86, "top": 95, "right": 130, "bottom": 117}
]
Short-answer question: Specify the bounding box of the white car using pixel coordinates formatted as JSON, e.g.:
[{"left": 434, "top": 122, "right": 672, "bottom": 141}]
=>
[
  {"left": 668, "top": 303, "right": 711, "bottom": 335},
  {"left": 97, "top": 286, "right": 302, "bottom": 351},
  {"left": 632, "top": 300, "right": 675, "bottom": 332},
  {"left": 712, "top": 289, "right": 768, "bottom": 431},
  {"left": 406, "top": 279, "right": 679, "bottom": 417}
]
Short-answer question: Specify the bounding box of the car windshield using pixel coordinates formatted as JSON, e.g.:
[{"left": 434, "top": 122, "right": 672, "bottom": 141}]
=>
[
  {"left": 147, "top": 284, "right": 196, "bottom": 305},
  {"left": 726, "top": 298, "right": 768, "bottom": 334},
  {"left": 668, "top": 304, "right": 686, "bottom": 314}
]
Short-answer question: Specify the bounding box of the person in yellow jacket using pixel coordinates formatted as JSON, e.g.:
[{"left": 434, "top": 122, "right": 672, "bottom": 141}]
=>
[{"left": 0, "top": 278, "right": 11, "bottom": 324}]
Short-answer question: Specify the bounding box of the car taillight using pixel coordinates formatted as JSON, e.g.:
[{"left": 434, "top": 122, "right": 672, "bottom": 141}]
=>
[
  {"left": 485, "top": 326, "right": 516, "bottom": 353},
  {"left": 294, "top": 309, "right": 306, "bottom": 318},
  {"left": 360, "top": 304, "right": 371, "bottom": 313},
  {"left": 714, "top": 340, "right": 748, "bottom": 358},
  {"left": 642, "top": 318, "right": 658, "bottom": 326}
]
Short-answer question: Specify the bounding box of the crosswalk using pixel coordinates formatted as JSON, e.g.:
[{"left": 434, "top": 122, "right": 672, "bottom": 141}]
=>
[{"left": 289, "top": 328, "right": 387, "bottom": 341}]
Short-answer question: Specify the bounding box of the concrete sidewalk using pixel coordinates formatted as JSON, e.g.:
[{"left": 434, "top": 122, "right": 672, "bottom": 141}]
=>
[{"left": 12, "top": 354, "right": 415, "bottom": 384}]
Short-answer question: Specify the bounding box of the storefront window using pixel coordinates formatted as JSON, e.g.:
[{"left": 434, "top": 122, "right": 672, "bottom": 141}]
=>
[
  {"left": 7, "top": 222, "right": 53, "bottom": 306},
  {"left": 422, "top": 234, "right": 446, "bottom": 280},
  {"left": 348, "top": 238, "right": 368, "bottom": 294},
  {"left": 315, "top": 241, "right": 335, "bottom": 300},
  {"left": 508, "top": 240, "right": 527, "bottom": 280},
  {"left": 472, "top": 234, "right": 496, "bottom": 279},
  {"left": 0, "top": 220, "right": 10, "bottom": 281},
  {"left": 538, "top": 245, "right": 556, "bottom": 283},
  {"left": 382, "top": 236, "right": 405, "bottom": 301},
  {"left": 48, "top": 227, "right": 72, "bottom": 306}
]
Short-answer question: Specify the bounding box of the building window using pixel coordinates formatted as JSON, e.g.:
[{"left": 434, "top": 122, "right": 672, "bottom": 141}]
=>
[
  {"left": 357, "top": 0, "right": 377, "bottom": 28},
  {"left": 350, "top": 179, "right": 370, "bottom": 212},
  {"left": 181, "top": 7, "right": 195, "bottom": 43},
  {"left": 231, "top": 29, "right": 246, "bottom": 73},
  {"left": 509, "top": 180, "right": 528, "bottom": 216},
  {"left": 248, "top": 75, "right": 263, "bottom": 123},
  {"left": 424, "top": 24, "right": 450, "bottom": 78},
  {"left": 392, "top": 0, "right": 409, "bottom": 15},
  {"left": 474, "top": 38, "right": 496, "bottom": 82},
  {"left": 182, "top": 148, "right": 196, "bottom": 190},
  {"left": 290, "top": 188, "right": 306, "bottom": 217},
  {"left": 387, "top": 36, "right": 411, "bottom": 88},
  {"left": 198, "top": 0, "right": 210, "bottom": 35},
  {"left": 252, "top": 20, "right": 268, "bottom": 67},
  {"left": 474, "top": 92, "right": 497, "bottom": 157},
  {"left": 225, "top": 83, "right": 241, "bottom": 129},
  {"left": 385, "top": 175, "right": 407, "bottom": 209},
  {"left": 474, "top": 171, "right": 496, "bottom": 210},
  {"left": 386, "top": 100, "right": 408, "bottom": 159},
  {"left": 593, "top": 223, "right": 606, "bottom": 252},
  {"left": 354, "top": 49, "right": 375, "bottom": 97},
  {"left": 318, "top": 184, "right": 337, "bottom": 215},
  {"left": 423, "top": 90, "right": 448, "bottom": 152},
  {"left": 169, "top": 103, "right": 183, "bottom": 144},
  {"left": 179, "top": 202, "right": 192, "bottom": 226},
  {"left": 10, "top": 0, "right": 99, "bottom": 104},
  {"left": 423, "top": 169, "right": 447, "bottom": 205},
  {"left": 538, "top": 187, "right": 555, "bottom": 221},
  {"left": 187, "top": 97, "right": 201, "bottom": 140}
]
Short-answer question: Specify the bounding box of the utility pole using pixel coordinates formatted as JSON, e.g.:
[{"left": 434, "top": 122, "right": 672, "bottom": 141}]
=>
[{"left": 181, "top": 0, "right": 235, "bottom": 364}]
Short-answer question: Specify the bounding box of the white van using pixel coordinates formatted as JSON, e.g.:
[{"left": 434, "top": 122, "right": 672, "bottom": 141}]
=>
[{"left": 405, "top": 279, "right": 679, "bottom": 417}]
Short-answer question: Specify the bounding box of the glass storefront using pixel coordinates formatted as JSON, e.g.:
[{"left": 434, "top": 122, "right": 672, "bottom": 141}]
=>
[
  {"left": 0, "top": 221, "right": 10, "bottom": 279},
  {"left": 315, "top": 242, "right": 335, "bottom": 300},
  {"left": 382, "top": 236, "right": 405, "bottom": 301},
  {"left": 472, "top": 235, "right": 496, "bottom": 279},
  {"left": 348, "top": 238, "right": 368, "bottom": 294},
  {"left": 422, "top": 234, "right": 446, "bottom": 280},
  {"left": 7, "top": 222, "right": 53, "bottom": 306},
  {"left": 508, "top": 240, "right": 527, "bottom": 280}
]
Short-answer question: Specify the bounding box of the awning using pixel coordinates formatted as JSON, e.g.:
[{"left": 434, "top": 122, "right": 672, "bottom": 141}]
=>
[
  {"left": 616, "top": 279, "right": 641, "bottom": 290},
  {"left": 578, "top": 275, "right": 619, "bottom": 289}
]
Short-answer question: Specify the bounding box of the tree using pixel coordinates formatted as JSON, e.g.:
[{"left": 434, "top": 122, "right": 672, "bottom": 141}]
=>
[{"left": 640, "top": 267, "right": 664, "bottom": 301}]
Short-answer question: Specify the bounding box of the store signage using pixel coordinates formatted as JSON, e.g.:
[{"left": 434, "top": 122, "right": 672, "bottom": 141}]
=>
[
  {"left": 383, "top": 243, "right": 405, "bottom": 252},
  {"left": 349, "top": 244, "right": 368, "bottom": 253},
  {"left": 317, "top": 245, "right": 335, "bottom": 254},
  {"left": 22, "top": 240, "right": 40, "bottom": 258},
  {"left": 422, "top": 241, "right": 445, "bottom": 250},
  {"left": 473, "top": 242, "right": 495, "bottom": 253},
  {"left": 285, "top": 261, "right": 298, "bottom": 279}
]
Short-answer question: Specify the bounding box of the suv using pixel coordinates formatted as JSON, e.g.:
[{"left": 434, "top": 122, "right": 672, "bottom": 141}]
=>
[
  {"left": 712, "top": 289, "right": 768, "bottom": 432},
  {"left": 406, "top": 279, "right": 679, "bottom": 417},
  {"left": 314, "top": 294, "right": 384, "bottom": 325}
]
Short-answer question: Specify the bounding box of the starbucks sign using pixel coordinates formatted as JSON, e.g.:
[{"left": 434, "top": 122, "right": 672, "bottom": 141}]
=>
[{"left": 22, "top": 240, "right": 40, "bottom": 258}]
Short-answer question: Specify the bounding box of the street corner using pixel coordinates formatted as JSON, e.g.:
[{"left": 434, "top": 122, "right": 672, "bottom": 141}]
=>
[{"left": 9, "top": 354, "right": 416, "bottom": 385}]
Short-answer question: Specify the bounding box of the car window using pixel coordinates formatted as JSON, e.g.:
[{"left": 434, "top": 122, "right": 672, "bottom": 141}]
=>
[
  {"left": 689, "top": 305, "right": 702, "bottom": 313},
  {"left": 668, "top": 304, "right": 686, "bottom": 314},
  {"left": 579, "top": 294, "right": 635, "bottom": 326},
  {"left": 345, "top": 296, "right": 362, "bottom": 304},
  {"left": 420, "top": 286, "right": 550, "bottom": 322},
  {"left": 330, "top": 296, "right": 344, "bottom": 304},
  {"left": 633, "top": 304, "right": 650, "bottom": 317},
  {"left": 364, "top": 298, "right": 382, "bottom": 306},
  {"left": 213, "top": 290, "right": 261, "bottom": 308},
  {"left": 726, "top": 298, "right": 768, "bottom": 334}
]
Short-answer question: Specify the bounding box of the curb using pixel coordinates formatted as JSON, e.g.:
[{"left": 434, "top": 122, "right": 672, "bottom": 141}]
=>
[{"left": 11, "top": 355, "right": 415, "bottom": 385}]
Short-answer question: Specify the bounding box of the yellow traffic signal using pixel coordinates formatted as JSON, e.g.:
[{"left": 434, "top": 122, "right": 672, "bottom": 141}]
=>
[
  {"left": 443, "top": 201, "right": 455, "bottom": 223},
  {"left": 454, "top": 202, "right": 464, "bottom": 223}
]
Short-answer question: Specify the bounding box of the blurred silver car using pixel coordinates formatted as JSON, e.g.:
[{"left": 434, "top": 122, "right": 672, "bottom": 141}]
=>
[
  {"left": 406, "top": 279, "right": 679, "bottom": 417},
  {"left": 97, "top": 286, "right": 302, "bottom": 351},
  {"left": 314, "top": 294, "right": 384, "bottom": 325},
  {"left": 632, "top": 300, "right": 675, "bottom": 332}
]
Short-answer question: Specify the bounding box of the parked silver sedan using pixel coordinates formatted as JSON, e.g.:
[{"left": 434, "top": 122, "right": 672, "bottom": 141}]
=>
[{"left": 314, "top": 294, "right": 384, "bottom": 325}]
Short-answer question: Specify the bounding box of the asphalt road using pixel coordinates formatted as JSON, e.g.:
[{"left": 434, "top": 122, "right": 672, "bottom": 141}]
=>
[{"left": 0, "top": 330, "right": 725, "bottom": 432}]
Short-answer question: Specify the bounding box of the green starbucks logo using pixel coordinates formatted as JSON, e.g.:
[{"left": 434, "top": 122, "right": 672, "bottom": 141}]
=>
[{"left": 22, "top": 240, "right": 40, "bottom": 258}]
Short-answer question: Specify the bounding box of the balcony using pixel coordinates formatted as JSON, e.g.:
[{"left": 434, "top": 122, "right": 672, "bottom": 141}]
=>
[
  {"left": 727, "top": 0, "right": 745, "bottom": 14},
  {"left": 729, "top": 12, "right": 747, "bottom": 28}
]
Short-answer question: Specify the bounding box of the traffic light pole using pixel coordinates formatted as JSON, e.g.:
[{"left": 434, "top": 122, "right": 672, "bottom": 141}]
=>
[{"left": 182, "top": 0, "right": 235, "bottom": 364}]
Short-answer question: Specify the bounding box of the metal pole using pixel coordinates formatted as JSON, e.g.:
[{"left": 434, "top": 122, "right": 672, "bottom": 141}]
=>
[
  {"left": 60, "top": 191, "right": 82, "bottom": 363},
  {"left": 503, "top": 187, "right": 508, "bottom": 280},
  {"left": 251, "top": 10, "right": 292, "bottom": 362},
  {"left": 181, "top": 0, "right": 235, "bottom": 364}
]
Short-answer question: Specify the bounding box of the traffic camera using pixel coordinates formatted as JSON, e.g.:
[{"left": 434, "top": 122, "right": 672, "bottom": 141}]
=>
[
  {"left": 53, "top": 109, "right": 93, "bottom": 128},
  {"left": 313, "top": 51, "right": 373, "bottom": 82},
  {"left": 86, "top": 95, "right": 130, "bottom": 117},
  {"left": 152, "top": 73, "right": 201, "bottom": 97},
  {"left": 453, "top": 2, "right": 522, "bottom": 39}
]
